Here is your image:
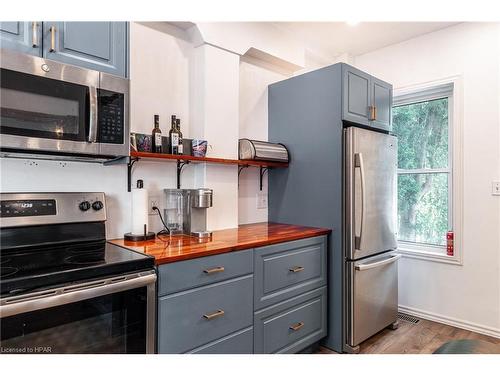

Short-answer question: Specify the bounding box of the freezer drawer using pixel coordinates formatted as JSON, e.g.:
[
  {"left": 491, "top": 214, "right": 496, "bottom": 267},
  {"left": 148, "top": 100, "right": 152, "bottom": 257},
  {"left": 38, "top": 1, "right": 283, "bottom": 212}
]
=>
[{"left": 347, "top": 251, "right": 400, "bottom": 347}]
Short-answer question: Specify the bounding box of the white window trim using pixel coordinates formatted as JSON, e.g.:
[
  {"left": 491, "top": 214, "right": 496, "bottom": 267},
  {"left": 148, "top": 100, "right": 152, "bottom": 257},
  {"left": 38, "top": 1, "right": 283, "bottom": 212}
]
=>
[{"left": 393, "top": 76, "right": 463, "bottom": 266}]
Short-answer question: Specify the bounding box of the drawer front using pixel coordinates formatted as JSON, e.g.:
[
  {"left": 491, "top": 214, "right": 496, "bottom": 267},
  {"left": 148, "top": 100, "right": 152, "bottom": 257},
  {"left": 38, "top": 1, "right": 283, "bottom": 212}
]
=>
[
  {"left": 349, "top": 252, "right": 399, "bottom": 346},
  {"left": 158, "top": 249, "right": 253, "bottom": 296},
  {"left": 254, "top": 236, "right": 326, "bottom": 309},
  {"left": 158, "top": 275, "right": 253, "bottom": 353},
  {"left": 254, "top": 287, "right": 327, "bottom": 354},
  {"left": 187, "top": 327, "right": 253, "bottom": 354}
]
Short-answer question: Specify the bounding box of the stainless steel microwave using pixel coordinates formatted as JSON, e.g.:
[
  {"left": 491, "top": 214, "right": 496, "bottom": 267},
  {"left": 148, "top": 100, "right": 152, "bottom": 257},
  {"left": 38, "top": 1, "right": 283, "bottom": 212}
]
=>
[{"left": 0, "top": 49, "right": 129, "bottom": 160}]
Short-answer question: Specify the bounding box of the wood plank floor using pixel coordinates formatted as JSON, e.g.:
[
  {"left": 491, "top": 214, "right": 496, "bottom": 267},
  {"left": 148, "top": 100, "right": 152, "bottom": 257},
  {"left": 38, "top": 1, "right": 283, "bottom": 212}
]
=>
[{"left": 317, "top": 318, "right": 500, "bottom": 354}]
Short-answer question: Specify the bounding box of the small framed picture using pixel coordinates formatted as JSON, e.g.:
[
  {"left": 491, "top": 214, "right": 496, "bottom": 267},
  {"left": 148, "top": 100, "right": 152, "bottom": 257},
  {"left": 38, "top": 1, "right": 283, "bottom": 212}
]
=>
[{"left": 135, "top": 134, "right": 152, "bottom": 152}]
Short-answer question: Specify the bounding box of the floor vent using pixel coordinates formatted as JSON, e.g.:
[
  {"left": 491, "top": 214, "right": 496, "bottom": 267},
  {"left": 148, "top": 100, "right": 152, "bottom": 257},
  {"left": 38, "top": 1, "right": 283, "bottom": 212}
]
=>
[{"left": 397, "top": 312, "right": 420, "bottom": 324}]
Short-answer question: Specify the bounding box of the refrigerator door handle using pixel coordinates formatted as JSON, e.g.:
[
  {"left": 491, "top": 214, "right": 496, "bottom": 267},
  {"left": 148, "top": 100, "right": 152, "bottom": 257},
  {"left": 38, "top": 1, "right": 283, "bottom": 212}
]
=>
[
  {"left": 354, "top": 152, "right": 365, "bottom": 249},
  {"left": 355, "top": 254, "right": 401, "bottom": 271}
]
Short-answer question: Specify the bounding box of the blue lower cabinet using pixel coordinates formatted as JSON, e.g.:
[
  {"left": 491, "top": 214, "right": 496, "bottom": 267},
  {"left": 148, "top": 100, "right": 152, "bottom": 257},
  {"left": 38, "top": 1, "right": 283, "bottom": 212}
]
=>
[
  {"left": 254, "top": 287, "right": 327, "bottom": 354},
  {"left": 187, "top": 327, "right": 253, "bottom": 354},
  {"left": 156, "top": 235, "right": 328, "bottom": 354},
  {"left": 158, "top": 249, "right": 253, "bottom": 296},
  {"left": 158, "top": 274, "right": 253, "bottom": 353},
  {"left": 254, "top": 236, "right": 327, "bottom": 310}
]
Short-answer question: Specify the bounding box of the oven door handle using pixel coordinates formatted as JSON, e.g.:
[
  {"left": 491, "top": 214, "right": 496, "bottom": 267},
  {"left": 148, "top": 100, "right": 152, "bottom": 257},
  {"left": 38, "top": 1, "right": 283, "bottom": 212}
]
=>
[
  {"left": 87, "top": 85, "right": 98, "bottom": 143},
  {"left": 0, "top": 270, "right": 156, "bottom": 318}
]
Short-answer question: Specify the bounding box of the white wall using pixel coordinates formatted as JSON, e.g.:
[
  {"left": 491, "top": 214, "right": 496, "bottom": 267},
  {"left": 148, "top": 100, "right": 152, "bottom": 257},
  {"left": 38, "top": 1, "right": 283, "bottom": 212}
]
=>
[
  {"left": 238, "top": 59, "right": 288, "bottom": 224},
  {"left": 130, "top": 22, "right": 192, "bottom": 136},
  {"left": 190, "top": 44, "right": 240, "bottom": 230},
  {"left": 190, "top": 22, "right": 308, "bottom": 69},
  {"left": 355, "top": 22, "right": 500, "bottom": 336}
]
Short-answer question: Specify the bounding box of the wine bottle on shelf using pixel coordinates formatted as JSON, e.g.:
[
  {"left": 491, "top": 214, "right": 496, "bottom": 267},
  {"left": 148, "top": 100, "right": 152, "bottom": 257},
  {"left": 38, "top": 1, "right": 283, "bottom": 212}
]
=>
[
  {"left": 169, "top": 115, "right": 179, "bottom": 155},
  {"left": 176, "top": 118, "right": 184, "bottom": 155},
  {"left": 152, "top": 114, "right": 162, "bottom": 153}
]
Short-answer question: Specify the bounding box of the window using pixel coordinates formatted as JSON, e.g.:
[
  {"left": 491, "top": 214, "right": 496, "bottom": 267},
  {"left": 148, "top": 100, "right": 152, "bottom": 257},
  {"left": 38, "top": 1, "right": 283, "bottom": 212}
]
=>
[{"left": 392, "top": 83, "right": 459, "bottom": 261}]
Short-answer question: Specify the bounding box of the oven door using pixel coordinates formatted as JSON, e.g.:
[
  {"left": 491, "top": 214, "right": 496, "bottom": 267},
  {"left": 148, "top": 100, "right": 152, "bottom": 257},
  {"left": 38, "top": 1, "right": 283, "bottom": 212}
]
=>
[
  {"left": 0, "top": 49, "right": 99, "bottom": 156},
  {"left": 0, "top": 271, "right": 156, "bottom": 354}
]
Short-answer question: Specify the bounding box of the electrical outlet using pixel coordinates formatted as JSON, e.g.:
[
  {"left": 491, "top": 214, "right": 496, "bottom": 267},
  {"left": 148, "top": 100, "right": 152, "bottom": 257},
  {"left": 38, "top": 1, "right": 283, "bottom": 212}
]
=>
[
  {"left": 256, "top": 192, "right": 268, "bottom": 209},
  {"left": 493, "top": 181, "right": 500, "bottom": 196},
  {"left": 149, "top": 196, "right": 160, "bottom": 215}
]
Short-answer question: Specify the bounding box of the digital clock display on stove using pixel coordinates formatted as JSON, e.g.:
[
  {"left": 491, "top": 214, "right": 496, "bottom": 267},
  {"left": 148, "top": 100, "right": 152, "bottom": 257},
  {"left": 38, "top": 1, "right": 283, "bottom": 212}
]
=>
[{"left": 0, "top": 199, "right": 56, "bottom": 217}]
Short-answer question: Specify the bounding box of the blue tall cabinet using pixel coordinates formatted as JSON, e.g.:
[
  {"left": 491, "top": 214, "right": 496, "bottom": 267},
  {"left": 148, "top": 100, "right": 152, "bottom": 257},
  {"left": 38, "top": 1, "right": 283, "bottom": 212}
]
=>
[
  {"left": 268, "top": 63, "right": 392, "bottom": 352},
  {"left": 0, "top": 21, "right": 128, "bottom": 77}
]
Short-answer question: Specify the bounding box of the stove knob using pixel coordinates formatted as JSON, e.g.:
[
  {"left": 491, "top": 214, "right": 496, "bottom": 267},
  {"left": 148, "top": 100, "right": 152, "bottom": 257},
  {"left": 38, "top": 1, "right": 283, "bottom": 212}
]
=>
[
  {"left": 79, "top": 201, "right": 91, "bottom": 211},
  {"left": 92, "top": 201, "right": 104, "bottom": 211}
]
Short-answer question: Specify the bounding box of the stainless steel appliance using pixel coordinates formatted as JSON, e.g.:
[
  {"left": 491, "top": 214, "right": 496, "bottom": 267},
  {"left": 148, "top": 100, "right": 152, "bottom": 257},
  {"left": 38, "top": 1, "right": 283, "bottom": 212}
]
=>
[
  {"left": 0, "top": 49, "right": 129, "bottom": 160},
  {"left": 189, "top": 188, "right": 213, "bottom": 238},
  {"left": 268, "top": 63, "right": 397, "bottom": 353},
  {"left": 238, "top": 139, "right": 289, "bottom": 162},
  {"left": 163, "top": 188, "right": 213, "bottom": 237},
  {"left": 0, "top": 192, "right": 156, "bottom": 354},
  {"left": 344, "top": 126, "right": 400, "bottom": 353}
]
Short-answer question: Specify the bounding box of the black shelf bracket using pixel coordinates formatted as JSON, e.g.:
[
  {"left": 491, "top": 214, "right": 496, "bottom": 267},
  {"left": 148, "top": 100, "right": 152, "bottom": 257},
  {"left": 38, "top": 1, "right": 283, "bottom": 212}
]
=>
[
  {"left": 259, "top": 166, "right": 269, "bottom": 191},
  {"left": 237, "top": 165, "right": 249, "bottom": 188},
  {"left": 127, "top": 157, "right": 139, "bottom": 192},
  {"left": 177, "top": 160, "right": 191, "bottom": 189}
]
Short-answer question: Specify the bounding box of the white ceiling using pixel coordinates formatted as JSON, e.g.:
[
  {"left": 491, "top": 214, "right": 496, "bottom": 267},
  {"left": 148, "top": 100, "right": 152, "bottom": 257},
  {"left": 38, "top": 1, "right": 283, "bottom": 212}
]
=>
[{"left": 273, "top": 22, "right": 459, "bottom": 60}]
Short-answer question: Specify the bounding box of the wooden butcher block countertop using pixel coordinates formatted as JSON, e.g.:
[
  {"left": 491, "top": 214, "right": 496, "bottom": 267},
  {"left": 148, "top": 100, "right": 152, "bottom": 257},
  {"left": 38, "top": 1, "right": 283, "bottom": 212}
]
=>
[{"left": 109, "top": 222, "right": 331, "bottom": 265}]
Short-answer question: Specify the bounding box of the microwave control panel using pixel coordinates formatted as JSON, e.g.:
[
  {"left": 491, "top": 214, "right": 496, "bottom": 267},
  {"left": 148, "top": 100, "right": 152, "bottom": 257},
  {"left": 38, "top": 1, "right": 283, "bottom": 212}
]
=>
[{"left": 98, "top": 89, "right": 124, "bottom": 145}]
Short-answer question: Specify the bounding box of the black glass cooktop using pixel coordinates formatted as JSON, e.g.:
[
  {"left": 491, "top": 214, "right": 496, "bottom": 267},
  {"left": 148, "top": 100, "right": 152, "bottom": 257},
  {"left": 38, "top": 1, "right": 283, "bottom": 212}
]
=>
[{"left": 0, "top": 240, "right": 154, "bottom": 297}]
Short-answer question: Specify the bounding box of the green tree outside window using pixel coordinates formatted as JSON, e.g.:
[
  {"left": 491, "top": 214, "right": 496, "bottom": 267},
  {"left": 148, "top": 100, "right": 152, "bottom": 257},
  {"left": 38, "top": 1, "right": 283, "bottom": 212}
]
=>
[{"left": 393, "top": 98, "right": 450, "bottom": 246}]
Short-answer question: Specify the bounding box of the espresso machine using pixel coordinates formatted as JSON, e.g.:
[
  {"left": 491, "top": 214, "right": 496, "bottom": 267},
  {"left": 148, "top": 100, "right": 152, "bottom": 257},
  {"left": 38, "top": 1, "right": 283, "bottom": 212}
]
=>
[{"left": 163, "top": 188, "right": 213, "bottom": 237}]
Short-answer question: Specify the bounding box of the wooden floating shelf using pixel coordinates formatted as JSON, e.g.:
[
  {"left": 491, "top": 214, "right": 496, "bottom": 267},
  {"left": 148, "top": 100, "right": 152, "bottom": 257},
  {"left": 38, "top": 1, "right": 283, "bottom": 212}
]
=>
[{"left": 130, "top": 151, "right": 289, "bottom": 168}]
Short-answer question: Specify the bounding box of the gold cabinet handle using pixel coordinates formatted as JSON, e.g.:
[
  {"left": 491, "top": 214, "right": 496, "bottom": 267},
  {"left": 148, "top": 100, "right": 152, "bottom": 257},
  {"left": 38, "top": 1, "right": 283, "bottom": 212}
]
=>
[
  {"left": 289, "top": 322, "right": 305, "bottom": 331},
  {"left": 289, "top": 266, "right": 304, "bottom": 273},
  {"left": 203, "top": 309, "right": 225, "bottom": 320},
  {"left": 203, "top": 266, "right": 225, "bottom": 274},
  {"left": 49, "top": 26, "right": 56, "bottom": 52},
  {"left": 32, "top": 22, "right": 39, "bottom": 48},
  {"left": 373, "top": 106, "right": 377, "bottom": 121},
  {"left": 368, "top": 105, "right": 376, "bottom": 121}
]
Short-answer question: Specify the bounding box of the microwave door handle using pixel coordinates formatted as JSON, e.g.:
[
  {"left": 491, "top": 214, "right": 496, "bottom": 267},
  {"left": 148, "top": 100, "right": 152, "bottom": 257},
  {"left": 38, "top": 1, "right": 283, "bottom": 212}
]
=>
[
  {"left": 88, "top": 86, "right": 98, "bottom": 143},
  {"left": 354, "top": 152, "right": 365, "bottom": 250}
]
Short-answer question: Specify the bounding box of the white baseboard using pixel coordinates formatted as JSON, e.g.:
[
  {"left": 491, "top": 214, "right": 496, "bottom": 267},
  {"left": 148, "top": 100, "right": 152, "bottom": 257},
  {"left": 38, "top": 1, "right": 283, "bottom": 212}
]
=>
[{"left": 398, "top": 304, "right": 500, "bottom": 339}]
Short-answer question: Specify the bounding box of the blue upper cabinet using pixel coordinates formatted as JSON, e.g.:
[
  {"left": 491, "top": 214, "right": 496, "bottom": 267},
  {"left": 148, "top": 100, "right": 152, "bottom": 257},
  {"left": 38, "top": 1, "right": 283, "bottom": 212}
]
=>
[
  {"left": 1, "top": 22, "right": 128, "bottom": 77},
  {"left": 342, "top": 64, "right": 393, "bottom": 132},
  {"left": 0, "top": 22, "right": 42, "bottom": 56},
  {"left": 371, "top": 76, "right": 392, "bottom": 131},
  {"left": 42, "top": 22, "right": 128, "bottom": 77},
  {"left": 342, "top": 64, "right": 371, "bottom": 126}
]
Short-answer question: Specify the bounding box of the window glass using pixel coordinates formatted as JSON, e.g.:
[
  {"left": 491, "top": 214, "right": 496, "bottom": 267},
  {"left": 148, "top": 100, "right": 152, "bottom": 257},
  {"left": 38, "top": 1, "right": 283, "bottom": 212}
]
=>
[
  {"left": 397, "top": 173, "right": 448, "bottom": 246},
  {"left": 393, "top": 98, "right": 449, "bottom": 170},
  {"left": 393, "top": 96, "right": 451, "bottom": 249}
]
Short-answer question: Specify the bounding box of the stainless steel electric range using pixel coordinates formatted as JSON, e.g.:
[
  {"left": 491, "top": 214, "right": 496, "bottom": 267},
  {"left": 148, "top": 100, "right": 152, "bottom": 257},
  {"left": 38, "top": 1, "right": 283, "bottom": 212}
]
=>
[{"left": 0, "top": 192, "right": 156, "bottom": 354}]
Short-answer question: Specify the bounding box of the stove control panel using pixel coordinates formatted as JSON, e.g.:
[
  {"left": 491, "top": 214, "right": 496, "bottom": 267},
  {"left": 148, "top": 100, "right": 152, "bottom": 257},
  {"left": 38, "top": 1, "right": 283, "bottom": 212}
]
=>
[
  {"left": 0, "top": 199, "right": 56, "bottom": 217},
  {"left": 0, "top": 193, "right": 106, "bottom": 228}
]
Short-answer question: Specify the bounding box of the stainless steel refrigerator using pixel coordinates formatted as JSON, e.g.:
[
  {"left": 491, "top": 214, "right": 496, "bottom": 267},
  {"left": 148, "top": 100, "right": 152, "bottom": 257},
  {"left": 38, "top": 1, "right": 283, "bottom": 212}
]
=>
[
  {"left": 268, "top": 62, "right": 397, "bottom": 352},
  {"left": 344, "top": 126, "right": 400, "bottom": 353}
]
